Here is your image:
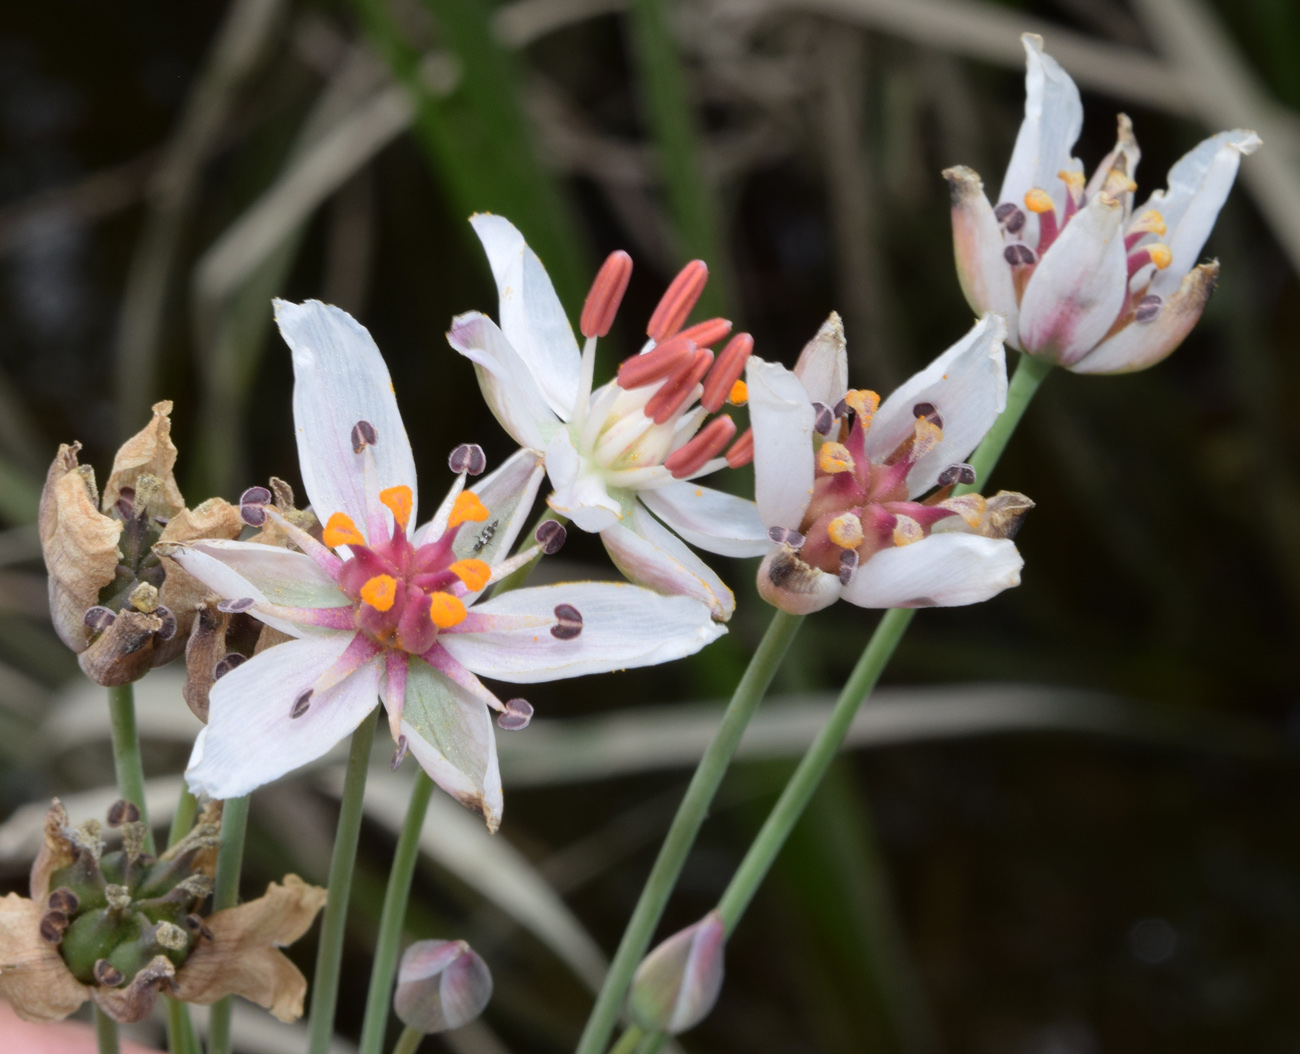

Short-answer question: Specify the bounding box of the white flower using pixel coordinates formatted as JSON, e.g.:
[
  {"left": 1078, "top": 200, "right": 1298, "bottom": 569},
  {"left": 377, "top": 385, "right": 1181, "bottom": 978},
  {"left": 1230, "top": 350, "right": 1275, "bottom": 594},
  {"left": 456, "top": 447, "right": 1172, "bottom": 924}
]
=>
[
  {"left": 944, "top": 34, "right": 1259, "bottom": 374},
  {"left": 749, "top": 313, "right": 1026, "bottom": 613},
  {"left": 447, "top": 215, "right": 768, "bottom": 620},
  {"left": 162, "top": 300, "right": 725, "bottom": 830}
]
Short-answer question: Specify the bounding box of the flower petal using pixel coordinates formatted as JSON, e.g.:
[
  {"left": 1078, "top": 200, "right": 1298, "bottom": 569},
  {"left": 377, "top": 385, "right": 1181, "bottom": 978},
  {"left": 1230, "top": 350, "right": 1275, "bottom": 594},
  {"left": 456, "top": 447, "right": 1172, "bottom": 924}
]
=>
[
  {"left": 998, "top": 34, "right": 1084, "bottom": 248},
  {"left": 598, "top": 502, "right": 736, "bottom": 619},
  {"left": 1071, "top": 262, "right": 1217, "bottom": 374},
  {"left": 943, "top": 166, "right": 1020, "bottom": 336},
  {"left": 1142, "top": 129, "right": 1261, "bottom": 299},
  {"left": 792, "top": 312, "right": 848, "bottom": 406},
  {"left": 867, "top": 315, "right": 1008, "bottom": 496},
  {"left": 186, "top": 634, "right": 381, "bottom": 798},
  {"left": 639, "top": 480, "right": 769, "bottom": 557},
  {"left": 746, "top": 357, "right": 815, "bottom": 531},
  {"left": 840, "top": 533, "right": 1023, "bottom": 608},
  {"left": 447, "top": 311, "right": 559, "bottom": 451},
  {"left": 455, "top": 448, "right": 545, "bottom": 566},
  {"left": 275, "top": 299, "right": 418, "bottom": 529},
  {"left": 400, "top": 655, "right": 502, "bottom": 831},
  {"left": 443, "top": 579, "right": 726, "bottom": 681},
  {"left": 545, "top": 429, "right": 624, "bottom": 532},
  {"left": 469, "top": 213, "right": 581, "bottom": 418},
  {"left": 1016, "top": 192, "right": 1127, "bottom": 365},
  {"left": 0, "top": 893, "right": 88, "bottom": 1022}
]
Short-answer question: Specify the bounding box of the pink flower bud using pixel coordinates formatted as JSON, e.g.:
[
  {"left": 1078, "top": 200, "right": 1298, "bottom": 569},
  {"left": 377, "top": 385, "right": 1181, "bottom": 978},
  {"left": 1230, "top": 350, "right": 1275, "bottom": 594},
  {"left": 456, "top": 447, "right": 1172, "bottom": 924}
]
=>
[
  {"left": 394, "top": 939, "right": 493, "bottom": 1034},
  {"left": 628, "top": 911, "right": 725, "bottom": 1035}
]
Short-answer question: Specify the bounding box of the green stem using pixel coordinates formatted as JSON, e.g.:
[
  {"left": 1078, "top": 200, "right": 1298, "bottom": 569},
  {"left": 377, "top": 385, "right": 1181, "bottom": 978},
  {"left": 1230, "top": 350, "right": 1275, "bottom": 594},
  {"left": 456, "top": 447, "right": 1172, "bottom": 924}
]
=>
[
  {"left": 208, "top": 794, "right": 250, "bottom": 1054},
  {"left": 168, "top": 785, "right": 199, "bottom": 848},
  {"left": 574, "top": 610, "right": 804, "bottom": 1054},
  {"left": 960, "top": 351, "right": 1053, "bottom": 491},
  {"left": 358, "top": 771, "right": 436, "bottom": 1054},
  {"left": 95, "top": 1006, "right": 120, "bottom": 1054},
  {"left": 107, "top": 684, "right": 153, "bottom": 853},
  {"left": 391, "top": 1025, "right": 424, "bottom": 1054},
  {"left": 165, "top": 785, "right": 201, "bottom": 1054},
  {"left": 308, "top": 706, "right": 381, "bottom": 1054},
  {"left": 608, "top": 1025, "right": 645, "bottom": 1054}
]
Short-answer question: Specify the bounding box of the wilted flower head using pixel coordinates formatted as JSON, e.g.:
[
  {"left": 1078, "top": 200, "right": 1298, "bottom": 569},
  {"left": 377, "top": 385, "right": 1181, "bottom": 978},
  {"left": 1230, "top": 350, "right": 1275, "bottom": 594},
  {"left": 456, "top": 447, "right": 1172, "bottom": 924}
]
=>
[
  {"left": 749, "top": 313, "right": 1028, "bottom": 614},
  {"left": 629, "top": 911, "right": 725, "bottom": 1035},
  {"left": 0, "top": 800, "right": 324, "bottom": 1024},
  {"left": 448, "top": 215, "right": 769, "bottom": 620},
  {"left": 944, "top": 34, "right": 1259, "bottom": 374},
  {"left": 394, "top": 939, "right": 493, "bottom": 1034},
  {"left": 163, "top": 301, "right": 724, "bottom": 830},
  {"left": 38, "top": 401, "right": 243, "bottom": 685}
]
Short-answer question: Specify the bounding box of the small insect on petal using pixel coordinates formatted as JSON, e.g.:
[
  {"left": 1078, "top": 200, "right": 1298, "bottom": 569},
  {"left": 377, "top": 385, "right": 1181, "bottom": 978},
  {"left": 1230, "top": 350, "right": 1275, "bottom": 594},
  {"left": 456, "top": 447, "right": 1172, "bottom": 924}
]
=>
[
  {"left": 551, "top": 603, "right": 583, "bottom": 640},
  {"left": 448, "top": 443, "right": 487, "bottom": 476},
  {"left": 351, "top": 420, "right": 378, "bottom": 452},
  {"left": 498, "top": 698, "right": 534, "bottom": 730},
  {"left": 535, "top": 519, "right": 567, "bottom": 555}
]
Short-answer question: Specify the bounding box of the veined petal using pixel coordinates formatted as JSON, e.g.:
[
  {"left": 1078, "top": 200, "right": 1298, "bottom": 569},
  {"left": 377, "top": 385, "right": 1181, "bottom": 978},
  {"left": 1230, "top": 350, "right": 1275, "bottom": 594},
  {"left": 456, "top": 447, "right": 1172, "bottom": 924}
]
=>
[
  {"left": 840, "top": 532, "right": 1023, "bottom": 608},
  {"left": 442, "top": 580, "right": 725, "bottom": 681},
  {"left": 454, "top": 448, "right": 545, "bottom": 568},
  {"left": 792, "top": 312, "right": 848, "bottom": 406},
  {"left": 867, "top": 315, "right": 1008, "bottom": 496},
  {"left": 186, "top": 634, "right": 381, "bottom": 799},
  {"left": 275, "top": 300, "right": 418, "bottom": 531},
  {"left": 159, "top": 541, "right": 347, "bottom": 638},
  {"left": 1142, "top": 129, "right": 1261, "bottom": 299},
  {"left": 599, "top": 502, "right": 735, "bottom": 619},
  {"left": 0, "top": 894, "right": 88, "bottom": 1022},
  {"left": 546, "top": 431, "right": 623, "bottom": 532},
  {"left": 1017, "top": 193, "right": 1127, "bottom": 365},
  {"left": 998, "top": 34, "right": 1084, "bottom": 248},
  {"left": 746, "top": 357, "right": 815, "bottom": 531},
  {"left": 400, "top": 654, "right": 502, "bottom": 832},
  {"left": 943, "top": 166, "right": 1020, "bottom": 334},
  {"left": 640, "top": 480, "right": 769, "bottom": 557},
  {"left": 469, "top": 213, "right": 581, "bottom": 418},
  {"left": 448, "top": 311, "right": 560, "bottom": 452},
  {"left": 1072, "top": 262, "right": 1217, "bottom": 374}
]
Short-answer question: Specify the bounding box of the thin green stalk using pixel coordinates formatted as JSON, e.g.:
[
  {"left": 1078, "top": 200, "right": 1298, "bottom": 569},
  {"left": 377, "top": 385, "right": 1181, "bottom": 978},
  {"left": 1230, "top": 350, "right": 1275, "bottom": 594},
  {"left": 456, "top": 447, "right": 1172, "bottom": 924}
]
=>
[
  {"left": 962, "top": 351, "right": 1053, "bottom": 489},
  {"left": 209, "top": 794, "right": 251, "bottom": 1054},
  {"left": 95, "top": 1006, "right": 121, "bottom": 1054},
  {"left": 107, "top": 684, "right": 153, "bottom": 853},
  {"left": 168, "top": 785, "right": 199, "bottom": 847},
  {"left": 165, "top": 784, "right": 201, "bottom": 1054},
  {"left": 391, "top": 1025, "right": 423, "bottom": 1054},
  {"left": 574, "top": 610, "right": 804, "bottom": 1054},
  {"left": 609, "top": 1025, "right": 645, "bottom": 1054},
  {"left": 308, "top": 706, "right": 381, "bottom": 1054},
  {"left": 358, "top": 771, "right": 436, "bottom": 1054}
]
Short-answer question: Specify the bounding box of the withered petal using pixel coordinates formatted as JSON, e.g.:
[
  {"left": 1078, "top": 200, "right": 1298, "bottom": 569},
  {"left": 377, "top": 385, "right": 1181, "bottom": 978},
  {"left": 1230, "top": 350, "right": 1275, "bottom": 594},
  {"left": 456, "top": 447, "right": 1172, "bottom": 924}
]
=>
[
  {"left": 29, "top": 800, "right": 76, "bottom": 901},
  {"left": 0, "top": 893, "right": 89, "bottom": 1023},
  {"left": 102, "top": 401, "right": 186, "bottom": 519},
  {"left": 77, "top": 609, "right": 163, "bottom": 687},
  {"left": 91, "top": 954, "right": 176, "bottom": 1024}
]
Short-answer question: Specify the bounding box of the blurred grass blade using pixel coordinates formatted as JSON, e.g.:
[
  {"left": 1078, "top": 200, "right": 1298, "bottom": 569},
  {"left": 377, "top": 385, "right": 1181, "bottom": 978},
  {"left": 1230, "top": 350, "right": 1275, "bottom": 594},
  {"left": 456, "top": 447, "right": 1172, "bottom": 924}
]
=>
[
  {"left": 349, "top": 0, "right": 587, "bottom": 308},
  {"left": 0, "top": 453, "right": 39, "bottom": 525}
]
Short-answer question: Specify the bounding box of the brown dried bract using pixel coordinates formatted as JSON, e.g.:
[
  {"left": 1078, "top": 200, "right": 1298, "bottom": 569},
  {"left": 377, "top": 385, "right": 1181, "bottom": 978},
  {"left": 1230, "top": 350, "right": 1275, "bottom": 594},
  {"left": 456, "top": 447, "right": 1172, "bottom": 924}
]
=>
[{"left": 101, "top": 401, "right": 185, "bottom": 519}]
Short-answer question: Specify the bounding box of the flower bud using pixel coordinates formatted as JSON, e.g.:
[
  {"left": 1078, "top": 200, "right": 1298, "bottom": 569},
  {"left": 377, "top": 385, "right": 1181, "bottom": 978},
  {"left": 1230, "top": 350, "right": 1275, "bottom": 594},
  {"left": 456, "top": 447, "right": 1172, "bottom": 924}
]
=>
[
  {"left": 628, "top": 910, "right": 725, "bottom": 1035},
  {"left": 393, "top": 939, "right": 493, "bottom": 1034}
]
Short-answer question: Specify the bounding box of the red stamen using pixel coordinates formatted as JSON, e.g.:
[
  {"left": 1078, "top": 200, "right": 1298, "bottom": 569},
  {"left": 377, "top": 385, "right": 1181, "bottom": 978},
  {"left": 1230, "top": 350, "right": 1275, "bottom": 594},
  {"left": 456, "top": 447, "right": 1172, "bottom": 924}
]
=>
[
  {"left": 580, "top": 250, "right": 633, "bottom": 339},
  {"left": 664, "top": 416, "right": 737, "bottom": 479},
  {"left": 1036, "top": 209, "right": 1060, "bottom": 254},
  {"left": 700, "top": 332, "right": 754, "bottom": 412},
  {"left": 646, "top": 260, "right": 709, "bottom": 341},
  {"left": 617, "top": 335, "right": 695, "bottom": 390},
  {"left": 676, "top": 317, "right": 732, "bottom": 349},
  {"left": 646, "top": 348, "right": 714, "bottom": 424},
  {"left": 725, "top": 427, "right": 754, "bottom": 468}
]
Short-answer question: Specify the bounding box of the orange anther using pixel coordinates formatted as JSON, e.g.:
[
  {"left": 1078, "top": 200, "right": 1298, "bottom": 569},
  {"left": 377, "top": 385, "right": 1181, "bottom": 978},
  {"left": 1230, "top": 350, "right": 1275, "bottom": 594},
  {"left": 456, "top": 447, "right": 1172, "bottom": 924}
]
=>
[
  {"left": 827, "top": 513, "right": 864, "bottom": 550},
  {"left": 728, "top": 380, "right": 748, "bottom": 406},
  {"left": 845, "top": 389, "right": 880, "bottom": 424},
  {"left": 449, "top": 558, "right": 491, "bottom": 592},
  {"left": 646, "top": 260, "right": 709, "bottom": 341},
  {"left": 910, "top": 417, "right": 943, "bottom": 460},
  {"left": 323, "top": 512, "right": 366, "bottom": 548},
  {"left": 581, "top": 250, "right": 634, "bottom": 339},
  {"left": 1149, "top": 244, "right": 1172, "bottom": 269},
  {"left": 360, "top": 574, "right": 398, "bottom": 612},
  {"left": 893, "top": 516, "right": 923, "bottom": 547},
  {"left": 380, "top": 485, "right": 413, "bottom": 529},
  {"left": 818, "top": 442, "right": 854, "bottom": 475},
  {"left": 429, "top": 592, "right": 468, "bottom": 629},
  {"left": 449, "top": 492, "right": 490, "bottom": 528},
  {"left": 1024, "top": 188, "right": 1055, "bottom": 214}
]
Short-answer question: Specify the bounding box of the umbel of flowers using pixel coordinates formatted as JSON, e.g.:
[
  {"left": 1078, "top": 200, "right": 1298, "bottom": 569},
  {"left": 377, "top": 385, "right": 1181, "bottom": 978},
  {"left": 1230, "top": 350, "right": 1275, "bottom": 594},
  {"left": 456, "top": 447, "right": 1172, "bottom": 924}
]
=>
[{"left": 0, "top": 800, "right": 324, "bottom": 1024}]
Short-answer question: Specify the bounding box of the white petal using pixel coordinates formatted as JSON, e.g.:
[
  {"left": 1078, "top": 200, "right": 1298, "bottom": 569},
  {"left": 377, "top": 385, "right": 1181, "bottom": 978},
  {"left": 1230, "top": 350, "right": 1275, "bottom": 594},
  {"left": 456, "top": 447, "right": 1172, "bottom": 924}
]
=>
[
  {"left": 1016, "top": 193, "right": 1127, "bottom": 365},
  {"left": 186, "top": 634, "right": 381, "bottom": 798},
  {"left": 792, "top": 313, "right": 848, "bottom": 406},
  {"left": 746, "top": 357, "right": 815, "bottom": 531},
  {"left": 841, "top": 533, "right": 1023, "bottom": 608},
  {"left": 469, "top": 214, "right": 581, "bottom": 418},
  {"left": 943, "top": 167, "right": 1020, "bottom": 338},
  {"left": 400, "top": 657, "right": 502, "bottom": 832},
  {"left": 997, "top": 34, "right": 1084, "bottom": 249},
  {"left": 599, "top": 502, "right": 735, "bottom": 620},
  {"left": 1085, "top": 114, "right": 1141, "bottom": 212},
  {"left": 447, "top": 311, "right": 560, "bottom": 452},
  {"left": 275, "top": 299, "right": 418, "bottom": 529},
  {"left": 459, "top": 448, "right": 545, "bottom": 563},
  {"left": 546, "top": 431, "right": 624, "bottom": 533},
  {"left": 443, "top": 580, "right": 725, "bottom": 681},
  {"left": 639, "top": 480, "right": 769, "bottom": 558},
  {"left": 163, "top": 541, "right": 346, "bottom": 638},
  {"left": 1142, "top": 129, "right": 1260, "bottom": 298},
  {"left": 867, "top": 315, "right": 1008, "bottom": 496}
]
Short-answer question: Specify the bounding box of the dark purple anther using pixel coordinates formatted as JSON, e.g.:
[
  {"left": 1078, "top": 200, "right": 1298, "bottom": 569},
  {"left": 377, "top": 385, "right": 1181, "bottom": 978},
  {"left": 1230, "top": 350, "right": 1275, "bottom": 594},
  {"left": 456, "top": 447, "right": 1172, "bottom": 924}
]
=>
[
  {"left": 351, "top": 420, "right": 378, "bottom": 453},
  {"left": 767, "top": 526, "right": 805, "bottom": 549},
  {"left": 213, "top": 653, "right": 247, "bottom": 680},
  {"left": 290, "top": 688, "right": 313, "bottom": 719},
  {"left": 448, "top": 443, "right": 487, "bottom": 476},
  {"left": 240, "top": 504, "right": 268, "bottom": 527},
  {"left": 115, "top": 487, "right": 136, "bottom": 521},
  {"left": 995, "top": 202, "right": 1027, "bottom": 234},
  {"left": 1004, "top": 243, "right": 1036, "bottom": 267},
  {"left": 155, "top": 605, "right": 177, "bottom": 641},
  {"left": 391, "top": 735, "right": 409, "bottom": 771},
  {"left": 811, "top": 401, "right": 835, "bottom": 436},
  {"left": 839, "top": 548, "right": 859, "bottom": 586},
  {"left": 937, "top": 463, "right": 977, "bottom": 487},
  {"left": 84, "top": 606, "right": 117, "bottom": 633},
  {"left": 106, "top": 800, "right": 140, "bottom": 827},
  {"left": 1135, "top": 294, "right": 1162, "bottom": 323},
  {"left": 498, "top": 698, "right": 534, "bottom": 731},
  {"left": 47, "top": 889, "right": 78, "bottom": 915},
  {"left": 535, "top": 520, "right": 567, "bottom": 555},
  {"left": 40, "top": 911, "right": 69, "bottom": 944},
  {"left": 217, "top": 597, "right": 255, "bottom": 614},
  {"left": 913, "top": 402, "right": 943, "bottom": 429},
  {"left": 240, "top": 485, "right": 272, "bottom": 507},
  {"left": 833, "top": 397, "right": 849, "bottom": 419},
  {"left": 94, "top": 960, "right": 125, "bottom": 987},
  {"left": 551, "top": 603, "right": 583, "bottom": 640}
]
